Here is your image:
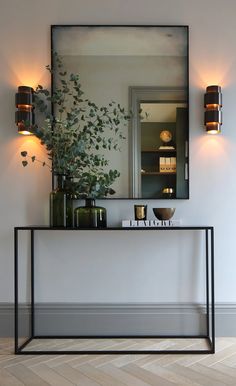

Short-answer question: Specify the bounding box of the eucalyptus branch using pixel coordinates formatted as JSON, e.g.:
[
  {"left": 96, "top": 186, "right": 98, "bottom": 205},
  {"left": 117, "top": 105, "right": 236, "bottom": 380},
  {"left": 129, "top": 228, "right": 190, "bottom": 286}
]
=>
[
  {"left": 21, "top": 151, "right": 51, "bottom": 170},
  {"left": 20, "top": 53, "right": 130, "bottom": 198}
]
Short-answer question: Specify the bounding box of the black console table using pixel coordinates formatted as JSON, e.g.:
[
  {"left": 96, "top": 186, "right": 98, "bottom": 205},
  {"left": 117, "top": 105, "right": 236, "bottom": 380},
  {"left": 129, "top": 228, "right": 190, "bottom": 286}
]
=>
[{"left": 14, "top": 226, "right": 215, "bottom": 355}]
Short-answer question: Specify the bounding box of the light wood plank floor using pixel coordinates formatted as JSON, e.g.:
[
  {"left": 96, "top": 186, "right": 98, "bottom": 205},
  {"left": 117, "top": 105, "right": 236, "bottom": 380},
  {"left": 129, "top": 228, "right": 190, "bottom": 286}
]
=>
[{"left": 1, "top": 338, "right": 236, "bottom": 385}]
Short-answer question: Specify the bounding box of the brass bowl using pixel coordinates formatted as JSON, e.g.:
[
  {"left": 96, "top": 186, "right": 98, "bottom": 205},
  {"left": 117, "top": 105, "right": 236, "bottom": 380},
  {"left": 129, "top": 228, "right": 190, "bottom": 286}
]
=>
[{"left": 153, "top": 208, "right": 175, "bottom": 220}]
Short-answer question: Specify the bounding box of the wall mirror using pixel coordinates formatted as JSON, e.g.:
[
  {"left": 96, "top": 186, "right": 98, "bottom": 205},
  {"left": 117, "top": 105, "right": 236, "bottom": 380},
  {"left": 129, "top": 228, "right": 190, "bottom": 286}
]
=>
[{"left": 51, "top": 25, "right": 189, "bottom": 199}]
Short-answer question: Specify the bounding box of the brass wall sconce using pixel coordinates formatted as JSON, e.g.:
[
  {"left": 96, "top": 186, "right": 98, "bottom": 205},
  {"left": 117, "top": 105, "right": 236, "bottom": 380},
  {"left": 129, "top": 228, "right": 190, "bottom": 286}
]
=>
[
  {"left": 204, "top": 85, "right": 222, "bottom": 134},
  {"left": 15, "top": 86, "right": 34, "bottom": 135}
]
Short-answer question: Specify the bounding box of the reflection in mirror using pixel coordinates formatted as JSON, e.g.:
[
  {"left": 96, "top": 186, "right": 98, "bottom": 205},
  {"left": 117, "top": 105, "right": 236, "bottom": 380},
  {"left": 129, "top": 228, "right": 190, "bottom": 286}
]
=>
[
  {"left": 129, "top": 87, "right": 188, "bottom": 199},
  {"left": 52, "top": 25, "right": 189, "bottom": 199}
]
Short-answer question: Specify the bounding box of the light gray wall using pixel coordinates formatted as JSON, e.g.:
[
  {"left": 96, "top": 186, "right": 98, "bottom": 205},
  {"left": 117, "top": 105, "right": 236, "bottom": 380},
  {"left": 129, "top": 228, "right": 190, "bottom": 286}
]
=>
[{"left": 0, "top": 0, "right": 236, "bottom": 333}]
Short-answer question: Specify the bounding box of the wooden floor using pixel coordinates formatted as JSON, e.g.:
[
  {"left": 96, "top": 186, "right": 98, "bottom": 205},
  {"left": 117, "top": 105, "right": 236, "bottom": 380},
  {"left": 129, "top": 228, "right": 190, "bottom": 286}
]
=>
[{"left": 1, "top": 338, "right": 236, "bottom": 385}]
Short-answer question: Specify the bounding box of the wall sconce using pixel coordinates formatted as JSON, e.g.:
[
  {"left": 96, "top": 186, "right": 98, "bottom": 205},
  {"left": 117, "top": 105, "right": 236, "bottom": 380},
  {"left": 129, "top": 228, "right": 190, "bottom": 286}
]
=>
[
  {"left": 15, "top": 86, "right": 34, "bottom": 135},
  {"left": 204, "top": 85, "right": 222, "bottom": 134}
]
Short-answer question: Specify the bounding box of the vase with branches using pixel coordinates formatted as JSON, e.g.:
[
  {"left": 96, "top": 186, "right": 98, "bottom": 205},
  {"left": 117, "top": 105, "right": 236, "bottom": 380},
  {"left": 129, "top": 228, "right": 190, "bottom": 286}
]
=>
[{"left": 21, "top": 53, "right": 130, "bottom": 227}]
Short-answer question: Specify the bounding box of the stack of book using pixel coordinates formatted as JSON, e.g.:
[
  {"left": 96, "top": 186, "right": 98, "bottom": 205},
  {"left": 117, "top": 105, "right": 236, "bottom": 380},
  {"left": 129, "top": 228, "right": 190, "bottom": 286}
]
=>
[
  {"left": 159, "top": 157, "right": 176, "bottom": 173},
  {"left": 122, "top": 220, "right": 181, "bottom": 227}
]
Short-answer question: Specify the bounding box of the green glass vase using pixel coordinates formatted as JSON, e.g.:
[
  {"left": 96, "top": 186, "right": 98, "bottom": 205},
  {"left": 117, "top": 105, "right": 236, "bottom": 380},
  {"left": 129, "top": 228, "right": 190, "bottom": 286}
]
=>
[
  {"left": 50, "top": 175, "right": 73, "bottom": 227},
  {"left": 74, "top": 198, "right": 107, "bottom": 228}
]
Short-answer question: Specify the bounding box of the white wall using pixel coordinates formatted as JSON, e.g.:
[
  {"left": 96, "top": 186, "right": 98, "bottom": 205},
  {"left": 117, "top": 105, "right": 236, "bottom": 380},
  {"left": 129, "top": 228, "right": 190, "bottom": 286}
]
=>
[{"left": 1, "top": 0, "right": 236, "bottom": 306}]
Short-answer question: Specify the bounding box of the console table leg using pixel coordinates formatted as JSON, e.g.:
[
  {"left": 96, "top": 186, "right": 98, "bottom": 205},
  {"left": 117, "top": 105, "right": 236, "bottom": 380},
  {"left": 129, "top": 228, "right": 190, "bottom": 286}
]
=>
[
  {"left": 14, "top": 228, "right": 19, "bottom": 354},
  {"left": 211, "top": 228, "right": 215, "bottom": 353},
  {"left": 31, "top": 230, "right": 35, "bottom": 338},
  {"left": 205, "top": 229, "right": 210, "bottom": 338}
]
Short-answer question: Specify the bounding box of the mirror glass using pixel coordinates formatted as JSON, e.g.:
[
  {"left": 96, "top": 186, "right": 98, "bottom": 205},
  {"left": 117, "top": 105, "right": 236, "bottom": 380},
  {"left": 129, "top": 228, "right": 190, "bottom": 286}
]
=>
[{"left": 52, "top": 25, "right": 189, "bottom": 199}]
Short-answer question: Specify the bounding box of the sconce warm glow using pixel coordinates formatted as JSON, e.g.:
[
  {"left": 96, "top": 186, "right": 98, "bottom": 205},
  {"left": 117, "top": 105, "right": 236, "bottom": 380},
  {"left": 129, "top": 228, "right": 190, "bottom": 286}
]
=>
[
  {"left": 17, "top": 129, "right": 32, "bottom": 135},
  {"left": 205, "top": 104, "right": 219, "bottom": 109},
  {"left": 17, "top": 104, "right": 32, "bottom": 111},
  {"left": 206, "top": 124, "right": 220, "bottom": 134}
]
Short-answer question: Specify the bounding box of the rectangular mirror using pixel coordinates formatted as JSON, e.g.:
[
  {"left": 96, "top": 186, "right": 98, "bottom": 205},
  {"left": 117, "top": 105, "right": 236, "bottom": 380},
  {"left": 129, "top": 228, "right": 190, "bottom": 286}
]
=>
[{"left": 52, "top": 25, "right": 189, "bottom": 199}]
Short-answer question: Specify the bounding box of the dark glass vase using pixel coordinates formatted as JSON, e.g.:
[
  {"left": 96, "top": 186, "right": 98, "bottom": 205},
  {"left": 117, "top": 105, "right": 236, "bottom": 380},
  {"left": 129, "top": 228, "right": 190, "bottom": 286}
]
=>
[
  {"left": 74, "top": 198, "right": 107, "bottom": 228},
  {"left": 50, "top": 175, "right": 73, "bottom": 227}
]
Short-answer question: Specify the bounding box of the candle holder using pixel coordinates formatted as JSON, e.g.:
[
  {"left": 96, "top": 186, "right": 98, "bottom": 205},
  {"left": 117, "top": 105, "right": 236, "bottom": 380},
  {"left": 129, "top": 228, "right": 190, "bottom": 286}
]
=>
[{"left": 134, "top": 204, "right": 147, "bottom": 221}]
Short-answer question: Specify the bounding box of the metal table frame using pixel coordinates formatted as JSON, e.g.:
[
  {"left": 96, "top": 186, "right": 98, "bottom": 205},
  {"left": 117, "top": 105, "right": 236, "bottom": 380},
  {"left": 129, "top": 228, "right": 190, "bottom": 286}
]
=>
[{"left": 14, "top": 226, "right": 215, "bottom": 355}]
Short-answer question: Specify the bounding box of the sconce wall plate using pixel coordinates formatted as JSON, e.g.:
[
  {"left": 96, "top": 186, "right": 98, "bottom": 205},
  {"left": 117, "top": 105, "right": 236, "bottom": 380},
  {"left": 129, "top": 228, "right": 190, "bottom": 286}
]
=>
[
  {"left": 204, "top": 85, "right": 222, "bottom": 134},
  {"left": 15, "top": 86, "right": 34, "bottom": 135}
]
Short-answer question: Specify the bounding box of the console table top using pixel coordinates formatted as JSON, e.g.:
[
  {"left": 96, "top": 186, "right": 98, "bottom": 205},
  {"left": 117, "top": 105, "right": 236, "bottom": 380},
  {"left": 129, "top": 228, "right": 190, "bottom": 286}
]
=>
[{"left": 14, "top": 225, "right": 214, "bottom": 231}]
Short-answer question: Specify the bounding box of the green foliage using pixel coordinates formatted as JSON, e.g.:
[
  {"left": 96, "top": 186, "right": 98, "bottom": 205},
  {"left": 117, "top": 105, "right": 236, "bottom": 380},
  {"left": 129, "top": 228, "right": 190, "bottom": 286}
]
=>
[
  {"left": 21, "top": 151, "right": 51, "bottom": 170},
  {"left": 21, "top": 53, "right": 130, "bottom": 198}
]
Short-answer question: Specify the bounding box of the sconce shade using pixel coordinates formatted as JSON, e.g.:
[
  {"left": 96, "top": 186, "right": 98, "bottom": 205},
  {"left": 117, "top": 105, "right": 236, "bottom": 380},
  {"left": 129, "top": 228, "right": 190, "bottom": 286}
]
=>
[
  {"left": 204, "top": 85, "right": 222, "bottom": 108},
  {"left": 204, "top": 85, "right": 222, "bottom": 134},
  {"left": 15, "top": 86, "right": 34, "bottom": 135}
]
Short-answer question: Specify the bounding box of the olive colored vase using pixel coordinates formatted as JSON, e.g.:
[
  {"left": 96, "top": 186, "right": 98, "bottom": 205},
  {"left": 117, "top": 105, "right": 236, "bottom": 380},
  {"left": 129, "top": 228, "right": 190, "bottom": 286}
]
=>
[
  {"left": 74, "top": 198, "right": 107, "bottom": 228},
  {"left": 50, "top": 175, "right": 73, "bottom": 227}
]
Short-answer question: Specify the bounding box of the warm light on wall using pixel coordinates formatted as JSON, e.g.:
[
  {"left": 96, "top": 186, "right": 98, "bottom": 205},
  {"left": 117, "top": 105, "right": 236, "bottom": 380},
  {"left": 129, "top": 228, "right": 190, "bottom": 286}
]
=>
[
  {"left": 204, "top": 85, "right": 222, "bottom": 134},
  {"left": 15, "top": 86, "right": 35, "bottom": 135}
]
